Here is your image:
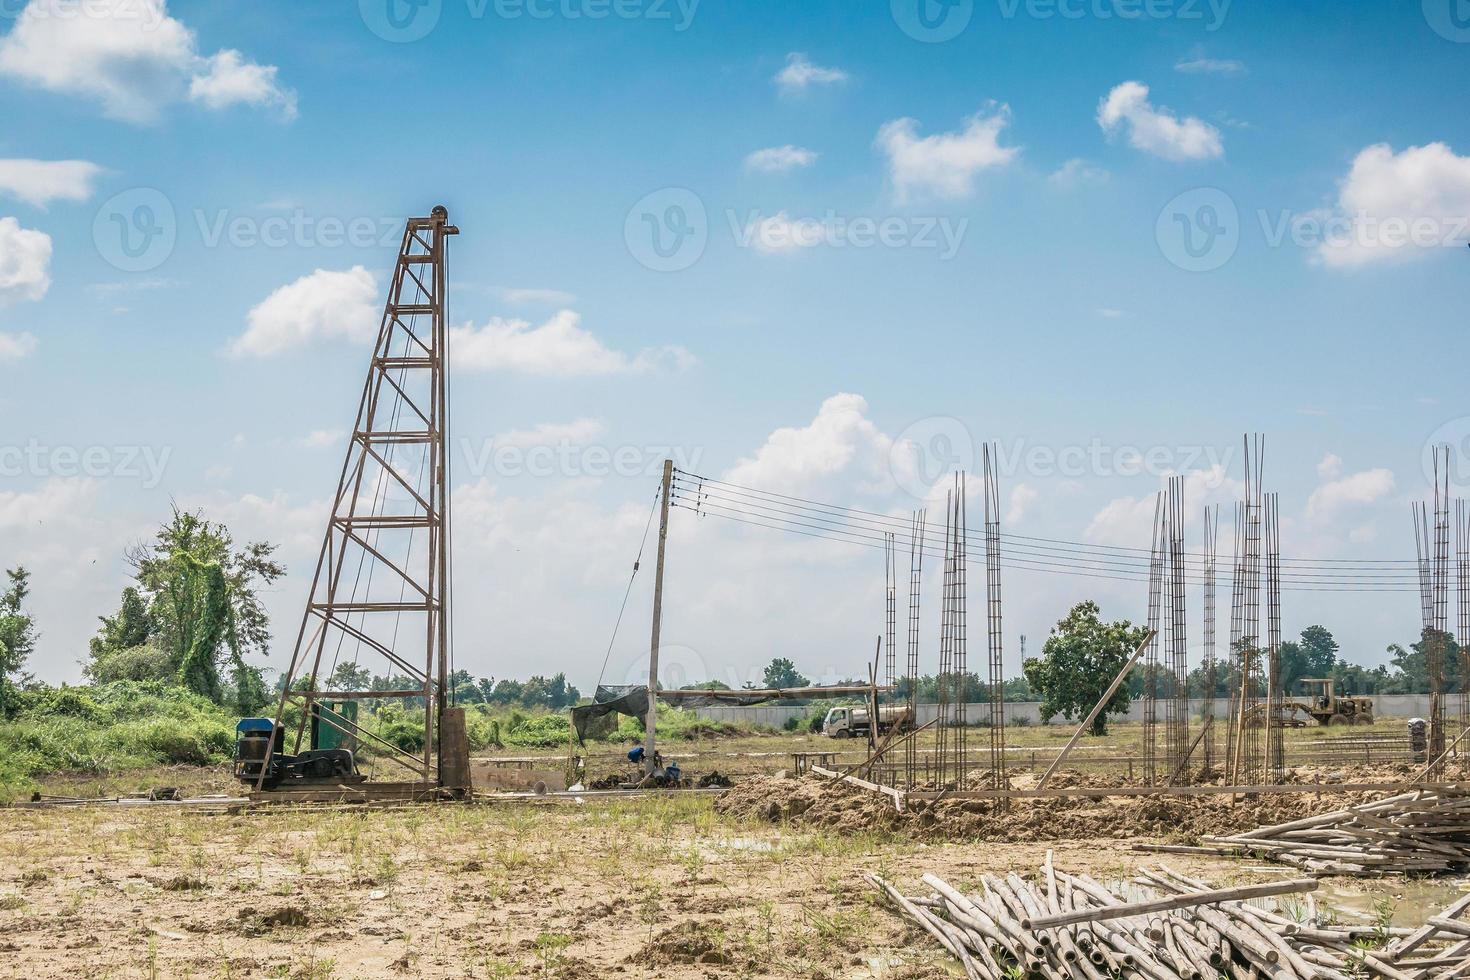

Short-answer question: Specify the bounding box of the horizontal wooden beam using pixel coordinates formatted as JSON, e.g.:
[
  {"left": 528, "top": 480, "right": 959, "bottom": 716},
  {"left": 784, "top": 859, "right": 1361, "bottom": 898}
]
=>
[{"left": 658, "top": 685, "right": 896, "bottom": 701}]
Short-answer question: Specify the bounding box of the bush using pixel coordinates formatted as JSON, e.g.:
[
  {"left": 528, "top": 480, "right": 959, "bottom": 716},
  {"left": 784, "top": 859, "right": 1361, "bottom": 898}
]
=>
[
  {"left": 85, "top": 644, "right": 172, "bottom": 685},
  {"left": 0, "top": 680, "right": 240, "bottom": 799},
  {"left": 503, "top": 714, "right": 571, "bottom": 748}
]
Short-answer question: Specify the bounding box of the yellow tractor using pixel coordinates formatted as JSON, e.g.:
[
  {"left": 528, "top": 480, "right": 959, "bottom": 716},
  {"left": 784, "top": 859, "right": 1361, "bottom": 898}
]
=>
[{"left": 1244, "top": 678, "right": 1375, "bottom": 727}]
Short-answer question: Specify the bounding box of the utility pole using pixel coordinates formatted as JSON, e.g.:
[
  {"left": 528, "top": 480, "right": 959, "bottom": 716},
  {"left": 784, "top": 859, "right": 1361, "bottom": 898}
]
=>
[{"left": 645, "top": 459, "right": 673, "bottom": 775}]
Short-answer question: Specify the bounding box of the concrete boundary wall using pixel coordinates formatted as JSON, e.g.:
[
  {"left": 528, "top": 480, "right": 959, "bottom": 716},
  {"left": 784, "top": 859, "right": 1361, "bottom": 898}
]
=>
[{"left": 690, "top": 694, "right": 1434, "bottom": 729}]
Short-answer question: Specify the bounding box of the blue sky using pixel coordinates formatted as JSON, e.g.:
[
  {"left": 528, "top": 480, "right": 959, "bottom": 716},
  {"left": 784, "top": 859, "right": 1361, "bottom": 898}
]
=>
[{"left": 1, "top": 0, "right": 1468, "bottom": 692}]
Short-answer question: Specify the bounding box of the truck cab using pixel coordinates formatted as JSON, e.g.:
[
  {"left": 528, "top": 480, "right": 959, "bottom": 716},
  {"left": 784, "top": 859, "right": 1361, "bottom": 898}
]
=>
[{"left": 822, "top": 706, "right": 856, "bottom": 738}]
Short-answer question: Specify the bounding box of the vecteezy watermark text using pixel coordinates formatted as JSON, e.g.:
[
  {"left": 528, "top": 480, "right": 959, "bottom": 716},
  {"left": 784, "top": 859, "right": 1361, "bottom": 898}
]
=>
[
  {"left": 0, "top": 441, "right": 172, "bottom": 489},
  {"left": 889, "top": 0, "right": 1229, "bottom": 42},
  {"left": 358, "top": 0, "right": 698, "bottom": 43},
  {"left": 889, "top": 419, "right": 1235, "bottom": 499},
  {"left": 995, "top": 0, "right": 1230, "bottom": 29},
  {"left": 0, "top": 0, "right": 168, "bottom": 29},
  {"left": 726, "top": 210, "right": 969, "bottom": 260},
  {"left": 92, "top": 189, "right": 411, "bottom": 272},
  {"left": 460, "top": 438, "right": 703, "bottom": 479},
  {"left": 193, "top": 209, "right": 404, "bottom": 250}
]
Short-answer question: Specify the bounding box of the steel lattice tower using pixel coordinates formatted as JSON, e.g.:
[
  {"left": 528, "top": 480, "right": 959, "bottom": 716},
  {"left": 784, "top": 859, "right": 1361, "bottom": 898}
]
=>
[{"left": 261, "top": 206, "right": 459, "bottom": 788}]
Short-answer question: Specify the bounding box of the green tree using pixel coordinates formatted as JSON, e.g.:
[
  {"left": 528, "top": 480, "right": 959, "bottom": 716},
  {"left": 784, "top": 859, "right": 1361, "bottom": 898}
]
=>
[
  {"left": 762, "top": 657, "right": 810, "bottom": 689},
  {"left": 128, "top": 508, "right": 284, "bottom": 703},
  {"left": 87, "top": 586, "right": 152, "bottom": 661},
  {"left": 1024, "top": 601, "right": 1148, "bottom": 736},
  {"left": 327, "top": 662, "right": 373, "bottom": 692},
  {"left": 0, "top": 567, "right": 37, "bottom": 716},
  {"left": 1278, "top": 625, "right": 1341, "bottom": 694}
]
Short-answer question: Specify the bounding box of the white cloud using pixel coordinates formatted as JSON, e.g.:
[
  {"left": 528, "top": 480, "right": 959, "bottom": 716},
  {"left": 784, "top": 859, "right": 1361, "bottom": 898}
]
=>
[
  {"left": 1349, "top": 524, "right": 1378, "bottom": 545},
  {"left": 742, "top": 211, "right": 837, "bottom": 253},
  {"left": 450, "top": 309, "right": 693, "bottom": 377},
  {"left": 188, "top": 49, "right": 296, "bottom": 118},
  {"left": 1175, "top": 57, "right": 1245, "bottom": 75},
  {"left": 1047, "top": 158, "right": 1109, "bottom": 189},
  {"left": 773, "top": 53, "right": 847, "bottom": 93},
  {"left": 726, "top": 393, "right": 893, "bottom": 495},
  {"left": 876, "top": 105, "right": 1020, "bottom": 202},
  {"left": 745, "top": 145, "right": 818, "bottom": 174},
  {"left": 491, "top": 418, "right": 606, "bottom": 450},
  {"left": 0, "top": 217, "right": 52, "bottom": 305},
  {"left": 1095, "top": 308, "right": 1127, "bottom": 319},
  {"left": 0, "top": 0, "right": 294, "bottom": 123},
  {"left": 1007, "top": 484, "right": 1038, "bottom": 524},
  {"left": 498, "top": 287, "right": 577, "bottom": 307},
  {"left": 0, "top": 331, "right": 38, "bottom": 362},
  {"left": 230, "top": 266, "right": 378, "bottom": 357},
  {"left": 0, "top": 477, "right": 99, "bottom": 529},
  {"left": 1313, "top": 143, "right": 1470, "bottom": 268},
  {"left": 0, "top": 159, "right": 103, "bottom": 207},
  {"left": 295, "top": 429, "right": 344, "bottom": 450},
  {"left": 1097, "top": 81, "right": 1223, "bottom": 162},
  {"left": 1306, "top": 467, "right": 1395, "bottom": 519},
  {"left": 1084, "top": 467, "right": 1241, "bottom": 548},
  {"left": 1316, "top": 453, "right": 1343, "bottom": 481}
]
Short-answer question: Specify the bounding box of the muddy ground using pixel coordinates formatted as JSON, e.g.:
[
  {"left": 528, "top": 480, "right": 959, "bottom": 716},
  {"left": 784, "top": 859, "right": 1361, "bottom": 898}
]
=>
[{"left": 2, "top": 776, "right": 1462, "bottom": 980}]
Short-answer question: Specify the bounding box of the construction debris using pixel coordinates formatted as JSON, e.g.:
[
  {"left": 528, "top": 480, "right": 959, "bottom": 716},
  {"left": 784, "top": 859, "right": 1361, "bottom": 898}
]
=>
[
  {"left": 1151, "top": 786, "right": 1470, "bottom": 876},
  {"left": 871, "top": 854, "right": 1470, "bottom": 979}
]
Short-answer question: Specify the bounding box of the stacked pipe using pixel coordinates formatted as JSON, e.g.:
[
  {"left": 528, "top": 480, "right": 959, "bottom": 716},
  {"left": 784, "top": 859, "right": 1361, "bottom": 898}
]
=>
[
  {"left": 868, "top": 853, "right": 1470, "bottom": 979},
  {"left": 1149, "top": 788, "right": 1470, "bottom": 876}
]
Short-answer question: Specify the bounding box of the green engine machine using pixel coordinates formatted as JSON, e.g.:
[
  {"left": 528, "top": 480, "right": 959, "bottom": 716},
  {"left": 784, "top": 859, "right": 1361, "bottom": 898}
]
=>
[{"left": 234, "top": 701, "right": 364, "bottom": 790}]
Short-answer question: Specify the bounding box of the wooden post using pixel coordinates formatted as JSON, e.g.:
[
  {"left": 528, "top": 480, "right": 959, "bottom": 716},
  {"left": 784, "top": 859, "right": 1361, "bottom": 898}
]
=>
[
  {"left": 1036, "top": 630, "right": 1155, "bottom": 790},
  {"left": 868, "top": 635, "right": 882, "bottom": 755},
  {"left": 645, "top": 459, "right": 673, "bottom": 775}
]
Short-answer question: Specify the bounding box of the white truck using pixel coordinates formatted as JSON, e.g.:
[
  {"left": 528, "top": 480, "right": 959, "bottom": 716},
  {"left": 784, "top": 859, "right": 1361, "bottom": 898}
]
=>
[{"left": 821, "top": 703, "right": 913, "bottom": 739}]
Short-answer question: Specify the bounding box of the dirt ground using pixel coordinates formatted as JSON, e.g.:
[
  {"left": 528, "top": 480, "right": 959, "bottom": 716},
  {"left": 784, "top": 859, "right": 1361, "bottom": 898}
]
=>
[
  {"left": 0, "top": 722, "right": 1454, "bottom": 979},
  {"left": 1, "top": 778, "right": 1455, "bottom": 980}
]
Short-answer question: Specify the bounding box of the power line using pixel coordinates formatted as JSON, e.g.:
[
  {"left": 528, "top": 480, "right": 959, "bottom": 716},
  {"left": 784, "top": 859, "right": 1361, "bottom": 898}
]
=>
[
  {"left": 671, "top": 477, "right": 1419, "bottom": 588},
  {"left": 673, "top": 471, "right": 1419, "bottom": 570},
  {"left": 671, "top": 498, "right": 1416, "bottom": 594}
]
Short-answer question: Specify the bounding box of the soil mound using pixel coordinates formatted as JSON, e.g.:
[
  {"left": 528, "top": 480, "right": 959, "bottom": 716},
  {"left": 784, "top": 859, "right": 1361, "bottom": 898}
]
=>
[{"left": 715, "top": 774, "right": 1379, "bottom": 842}]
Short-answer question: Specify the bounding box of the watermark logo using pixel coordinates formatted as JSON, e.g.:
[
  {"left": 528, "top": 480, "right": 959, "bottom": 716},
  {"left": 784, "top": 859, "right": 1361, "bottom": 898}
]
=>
[
  {"left": 193, "top": 208, "right": 405, "bottom": 249},
  {"left": 0, "top": 0, "right": 168, "bottom": 29},
  {"left": 891, "top": 0, "right": 974, "bottom": 42},
  {"left": 1156, "top": 187, "right": 1238, "bottom": 272},
  {"left": 625, "top": 188, "right": 707, "bottom": 272},
  {"left": 890, "top": 424, "right": 1236, "bottom": 500},
  {"left": 0, "top": 440, "right": 172, "bottom": 489},
  {"left": 726, "top": 209, "right": 968, "bottom": 259},
  {"left": 93, "top": 187, "right": 176, "bottom": 273},
  {"left": 996, "top": 0, "right": 1230, "bottom": 30},
  {"left": 1424, "top": 0, "right": 1470, "bottom": 42},
  {"left": 359, "top": 0, "right": 442, "bottom": 42},
  {"left": 615, "top": 642, "right": 712, "bottom": 690},
  {"left": 890, "top": 417, "right": 975, "bottom": 501},
  {"left": 1258, "top": 208, "right": 1469, "bottom": 259},
  {"left": 459, "top": 437, "right": 703, "bottom": 479},
  {"left": 358, "top": 0, "right": 699, "bottom": 40},
  {"left": 1423, "top": 420, "right": 1470, "bottom": 492}
]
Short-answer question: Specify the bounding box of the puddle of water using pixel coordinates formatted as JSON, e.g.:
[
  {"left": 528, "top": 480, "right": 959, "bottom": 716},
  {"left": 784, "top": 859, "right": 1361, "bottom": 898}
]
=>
[
  {"left": 1109, "top": 873, "right": 1470, "bottom": 927},
  {"left": 1317, "top": 876, "right": 1470, "bottom": 926}
]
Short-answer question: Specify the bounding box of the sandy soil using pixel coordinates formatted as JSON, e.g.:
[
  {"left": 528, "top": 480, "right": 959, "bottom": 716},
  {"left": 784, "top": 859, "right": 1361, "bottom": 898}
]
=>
[{"left": 0, "top": 776, "right": 1447, "bottom": 980}]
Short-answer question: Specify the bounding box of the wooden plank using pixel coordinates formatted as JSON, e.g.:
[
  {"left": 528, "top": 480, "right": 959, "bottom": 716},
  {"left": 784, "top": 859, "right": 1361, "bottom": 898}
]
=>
[
  {"left": 811, "top": 765, "right": 907, "bottom": 812},
  {"left": 1019, "top": 878, "right": 1318, "bottom": 931}
]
